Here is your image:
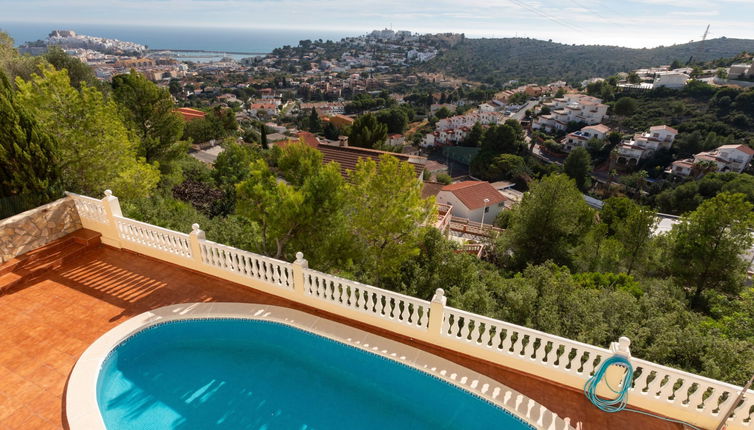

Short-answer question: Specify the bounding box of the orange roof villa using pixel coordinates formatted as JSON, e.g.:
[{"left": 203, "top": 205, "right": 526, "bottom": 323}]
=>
[{"left": 1, "top": 190, "right": 753, "bottom": 430}]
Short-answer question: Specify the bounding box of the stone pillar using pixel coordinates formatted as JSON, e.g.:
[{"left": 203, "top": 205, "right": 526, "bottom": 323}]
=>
[
  {"left": 428, "top": 288, "right": 447, "bottom": 338},
  {"left": 292, "top": 251, "right": 308, "bottom": 296},
  {"left": 189, "top": 223, "right": 205, "bottom": 264},
  {"left": 101, "top": 190, "right": 123, "bottom": 247}
]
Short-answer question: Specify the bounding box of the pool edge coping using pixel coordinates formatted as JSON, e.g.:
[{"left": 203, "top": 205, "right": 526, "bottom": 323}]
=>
[{"left": 65, "top": 302, "right": 575, "bottom": 430}]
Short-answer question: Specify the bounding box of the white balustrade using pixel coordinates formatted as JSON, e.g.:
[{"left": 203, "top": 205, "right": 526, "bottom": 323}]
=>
[
  {"left": 66, "top": 193, "right": 108, "bottom": 225},
  {"left": 303, "top": 269, "right": 430, "bottom": 329},
  {"left": 66, "top": 190, "right": 754, "bottom": 430},
  {"left": 200, "top": 240, "right": 292, "bottom": 289},
  {"left": 115, "top": 217, "right": 192, "bottom": 258}
]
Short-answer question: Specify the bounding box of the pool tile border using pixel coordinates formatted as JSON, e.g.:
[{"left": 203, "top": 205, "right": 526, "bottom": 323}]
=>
[{"left": 66, "top": 302, "right": 574, "bottom": 430}]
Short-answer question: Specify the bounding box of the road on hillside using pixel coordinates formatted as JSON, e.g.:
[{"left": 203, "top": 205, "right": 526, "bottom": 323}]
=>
[{"left": 510, "top": 99, "right": 540, "bottom": 121}]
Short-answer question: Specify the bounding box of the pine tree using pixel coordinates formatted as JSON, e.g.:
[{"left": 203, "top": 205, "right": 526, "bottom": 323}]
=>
[
  {"left": 309, "top": 108, "right": 322, "bottom": 133},
  {"left": 260, "top": 123, "right": 269, "bottom": 149},
  {"left": 0, "top": 70, "right": 59, "bottom": 202}
]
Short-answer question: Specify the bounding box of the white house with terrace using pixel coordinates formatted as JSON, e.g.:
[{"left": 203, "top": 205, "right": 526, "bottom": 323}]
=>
[
  {"left": 670, "top": 144, "right": 754, "bottom": 177},
  {"left": 424, "top": 111, "right": 502, "bottom": 146},
  {"left": 613, "top": 125, "right": 678, "bottom": 168},
  {"left": 561, "top": 124, "right": 610, "bottom": 152},
  {"left": 533, "top": 94, "right": 608, "bottom": 133}
]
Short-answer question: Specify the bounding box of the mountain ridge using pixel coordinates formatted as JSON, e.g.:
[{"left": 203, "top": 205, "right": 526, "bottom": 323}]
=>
[{"left": 418, "top": 36, "right": 754, "bottom": 85}]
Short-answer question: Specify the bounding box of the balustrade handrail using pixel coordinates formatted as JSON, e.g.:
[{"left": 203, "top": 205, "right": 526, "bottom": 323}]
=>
[
  {"left": 304, "top": 268, "right": 431, "bottom": 308},
  {"left": 444, "top": 306, "right": 609, "bottom": 356},
  {"left": 200, "top": 238, "right": 294, "bottom": 270},
  {"left": 63, "top": 190, "right": 754, "bottom": 429},
  {"left": 114, "top": 216, "right": 191, "bottom": 241}
]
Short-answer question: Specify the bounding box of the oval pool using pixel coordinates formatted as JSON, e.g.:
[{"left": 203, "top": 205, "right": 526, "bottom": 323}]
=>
[{"left": 97, "top": 318, "right": 535, "bottom": 430}]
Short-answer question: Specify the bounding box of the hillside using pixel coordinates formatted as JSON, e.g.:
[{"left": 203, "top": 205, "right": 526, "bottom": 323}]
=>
[{"left": 418, "top": 37, "right": 754, "bottom": 85}]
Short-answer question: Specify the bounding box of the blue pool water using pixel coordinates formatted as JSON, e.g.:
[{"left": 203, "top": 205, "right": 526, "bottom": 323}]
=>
[{"left": 97, "top": 319, "right": 534, "bottom": 430}]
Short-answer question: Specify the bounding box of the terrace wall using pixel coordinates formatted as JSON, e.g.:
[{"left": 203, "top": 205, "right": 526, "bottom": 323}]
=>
[{"left": 0, "top": 197, "right": 82, "bottom": 263}]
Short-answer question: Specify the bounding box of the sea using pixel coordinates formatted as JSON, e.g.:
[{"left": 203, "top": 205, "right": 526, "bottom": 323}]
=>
[{"left": 0, "top": 22, "right": 358, "bottom": 61}]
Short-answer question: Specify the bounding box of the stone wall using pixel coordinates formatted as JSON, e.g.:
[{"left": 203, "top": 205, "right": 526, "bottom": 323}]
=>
[{"left": 0, "top": 197, "right": 82, "bottom": 263}]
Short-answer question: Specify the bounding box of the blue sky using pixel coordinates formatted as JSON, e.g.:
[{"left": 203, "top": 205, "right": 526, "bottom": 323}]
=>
[{"left": 2, "top": 0, "right": 753, "bottom": 48}]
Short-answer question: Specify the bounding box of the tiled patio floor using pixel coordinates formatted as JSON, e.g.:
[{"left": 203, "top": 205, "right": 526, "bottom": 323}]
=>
[{"left": 0, "top": 240, "right": 682, "bottom": 429}]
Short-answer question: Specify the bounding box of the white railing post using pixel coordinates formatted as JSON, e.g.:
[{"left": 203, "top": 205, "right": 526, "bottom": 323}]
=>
[
  {"left": 429, "top": 288, "right": 447, "bottom": 339},
  {"left": 101, "top": 190, "right": 123, "bottom": 247},
  {"left": 292, "top": 251, "right": 308, "bottom": 296},
  {"left": 189, "top": 223, "right": 205, "bottom": 264}
]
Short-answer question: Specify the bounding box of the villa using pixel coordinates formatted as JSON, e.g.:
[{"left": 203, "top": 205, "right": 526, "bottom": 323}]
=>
[
  {"left": 613, "top": 125, "right": 678, "bottom": 169},
  {"left": 533, "top": 94, "right": 608, "bottom": 133},
  {"left": 0, "top": 191, "right": 752, "bottom": 430},
  {"left": 670, "top": 144, "right": 754, "bottom": 177},
  {"left": 561, "top": 124, "right": 610, "bottom": 152}
]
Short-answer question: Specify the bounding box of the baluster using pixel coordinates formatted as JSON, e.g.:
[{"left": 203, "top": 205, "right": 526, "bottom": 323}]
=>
[
  {"left": 685, "top": 383, "right": 706, "bottom": 410},
  {"left": 547, "top": 342, "right": 562, "bottom": 366},
  {"left": 459, "top": 317, "right": 471, "bottom": 340},
  {"left": 366, "top": 291, "right": 375, "bottom": 313},
  {"left": 523, "top": 335, "right": 536, "bottom": 358},
  {"left": 645, "top": 371, "right": 666, "bottom": 398},
  {"left": 512, "top": 333, "right": 525, "bottom": 356},
  {"left": 701, "top": 388, "right": 722, "bottom": 415},
  {"left": 501, "top": 329, "right": 513, "bottom": 352},
  {"left": 375, "top": 293, "right": 384, "bottom": 315},
  {"left": 409, "top": 303, "right": 419, "bottom": 325},
  {"left": 419, "top": 305, "right": 429, "bottom": 328},
  {"left": 399, "top": 300, "right": 409, "bottom": 323},
  {"left": 534, "top": 339, "right": 548, "bottom": 362},
  {"left": 657, "top": 375, "right": 679, "bottom": 401},
  {"left": 264, "top": 261, "right": 272, "bottom": 282},
  {"left": 243, "top": 255, "right": 251, "bottom": 277},
  {"left": 631, "top": 366, "right": 650, "bottom": 394},
  {"left": 731, "top": 396, "right": 754, "bottom": 425},
  {"left": 582, "top": 352, "right": 600, "bottom": 375},
  {"left": 441, "top": 314, "right": 450, "bottom": 336},
  {"left": 384, "top": 296, "right": 394, "bottom": 318},
  {"left": 673, "top": 379, "right": 693, "bottom": 404},
  {"left": 357, "top": 289, "right": 366, "bottom": 310},
  {"left": 480, "top": 324, "right": 492, "bottom": 346}
]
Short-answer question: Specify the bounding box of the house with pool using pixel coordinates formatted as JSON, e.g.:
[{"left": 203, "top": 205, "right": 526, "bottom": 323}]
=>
[{"left": 0, "top": 190, "right": 752, "bottom": 430}]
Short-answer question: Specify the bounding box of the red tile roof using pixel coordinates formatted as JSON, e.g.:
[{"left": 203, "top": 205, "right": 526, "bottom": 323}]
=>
[
  {"left": 317, "top": 145, "right": 424, "bottom": 179},
  {"left": 174, "top": 107, "right": 206, "bottom": 121},
  {"left": 719, "top": 144, "right": 754, "bottom": 156},
  {"left": 297, "top": 131, "right": 320, "bottom": 148},
  {"left": 650, "top": 125, "right": 678, "bottom": 133},
  {"left": 441, "top": 181, "right": 506, "bottom": 210}
]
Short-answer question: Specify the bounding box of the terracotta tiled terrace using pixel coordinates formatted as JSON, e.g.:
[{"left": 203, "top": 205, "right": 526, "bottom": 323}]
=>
[{"left": 0, "top": 230, "right": 682, "bottom": 429}]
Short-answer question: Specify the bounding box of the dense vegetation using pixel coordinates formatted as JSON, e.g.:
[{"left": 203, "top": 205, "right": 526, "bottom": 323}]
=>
[
  {"left": 3, "top": 32, "right": 754, "bottom": 387},
  {"left": 419, "top": 37, "right": 754, "bottom": 85}
]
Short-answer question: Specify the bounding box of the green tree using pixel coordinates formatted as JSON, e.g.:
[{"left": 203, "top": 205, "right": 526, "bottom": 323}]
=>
[
  {"left": 461, "top": 122, "right": 484, "bottom": 147},
  {"left": 308, "top": 107, "right": 322, "bottom": 133},
  {"left": 613, "top": 97, "right": 638, "bottom": 116},
  {"left": 43, "top": 47, "right": 101, "bottom": 91},
  {"left": 111, "top": 70, "right": 186, "bottom": 169},
  {"left": 323, "top": 121, "right": 339, "bottom": 140},
  {"left": 614, "top": 204, "right": 657, "bottom": 275},
  {"left": 434, "top": 106, "right": 452, "bottom": 119},
  {"left": 213, "top": 141, "right": 259, "bottom": 186},
  {"left": 563, "top": 147, "right": 593, "bottom": 191},
  {"left": 670, "top": 192, "right": 754, "bottom": 310},
  {"left": 348, "top": 113, "right": 388, "bottom": 149},
  {"left": 15, "top": 65, "right": 159, "bottom": 199},
  {"left": 346, "top": 155, "right": 435, "bottom": 285},
  {"left": 0, "top": 70, "right": 60, "bottom": 202},
  {"left": 276, "top": 141, "right": 323, "bottom": 187},
  {"left": 376, "top": 107, "right": 409, "bottom": 134},
  {"left": 505, "top": 174, "right": 594, "bottom": 268},
  {"left": 235, "top": 158, "right": 346, "bottom": 261},
  {"left": 627, "top": 72, "right": 641, "bottom": 84},
  {"left": 260, "top": 123, "right": 269, "bottom": 149}
]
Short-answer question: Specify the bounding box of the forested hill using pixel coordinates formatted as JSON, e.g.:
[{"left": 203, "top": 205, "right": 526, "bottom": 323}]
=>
[{"left": 418, "top": 37, "right": 754, "bottom": 85}]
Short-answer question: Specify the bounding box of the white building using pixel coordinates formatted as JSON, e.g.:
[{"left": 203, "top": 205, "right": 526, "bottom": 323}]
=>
[
  {"left": 672, "top": 144, "right": 754, "bottom": 176},
  {"left": 614, "top": 125, "right": 678, "bottom": 168},
  {"left": 436, "top": 181, "right": 508, "bottom": 223},
  {"left": 533, "top": 94, "right": 608, "bottom": 132},
  {"left": 729, "top": 64, "right": 754, "bottom": 80},
  {"left": 653, "top": 72, "right": 689, "bottom": 89},
  {"left": 562, "top": 124, "right": 610, "bottom": 152}
]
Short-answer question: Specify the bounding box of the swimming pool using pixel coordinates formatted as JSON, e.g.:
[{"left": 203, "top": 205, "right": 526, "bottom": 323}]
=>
[{"left": 96, "top": 318, "right": 535, "bottom": 430}]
